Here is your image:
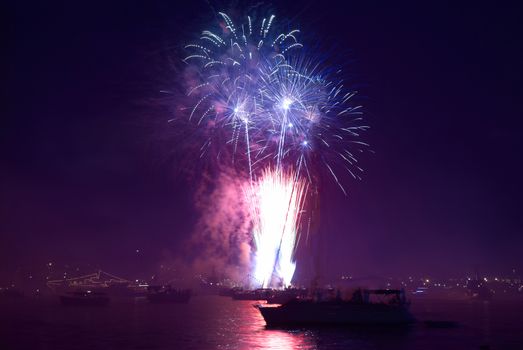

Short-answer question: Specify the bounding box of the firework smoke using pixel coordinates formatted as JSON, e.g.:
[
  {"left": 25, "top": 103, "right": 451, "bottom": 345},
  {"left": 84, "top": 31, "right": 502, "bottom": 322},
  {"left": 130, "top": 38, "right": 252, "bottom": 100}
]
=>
[{"left": 162, "top": 169, "right": 253, "bottom": 285}]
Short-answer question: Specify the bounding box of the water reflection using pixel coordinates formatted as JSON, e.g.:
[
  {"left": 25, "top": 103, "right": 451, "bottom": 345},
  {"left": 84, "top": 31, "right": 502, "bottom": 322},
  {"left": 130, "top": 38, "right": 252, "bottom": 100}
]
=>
[
  {"left": 232, "top": 298, "right": 411, "bottom": 350},
  {"left": 1, "top": 295, "right": 520, "bottom": 349},
  {"left": 230, "top": 299, "right": 317, "bottom": 350},
  {"left": 249, "top": 329, "right": 315, "bottom": 350}
]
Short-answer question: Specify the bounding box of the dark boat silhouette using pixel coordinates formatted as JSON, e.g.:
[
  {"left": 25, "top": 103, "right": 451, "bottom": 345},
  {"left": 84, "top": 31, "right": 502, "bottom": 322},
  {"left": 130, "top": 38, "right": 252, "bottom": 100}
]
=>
[
  {"left": 231, "top": 288, "right": 307, "bottom": 302},
  {"left": 423, "top": 320, "right": 459, "bottom": 328},
  {"left": 232, "top": 288, "right": 272, "bottom": 300},
  {"left": 265, "top": 288, "right": 308, "bottom": 304},
  {"left": 0, "top": 288, "right": 24, "bottom": 299},
  {"left": 466, "top": 267, "right": 494, "bottom": 301},
  {"left": 146, "top": 285, "right": 192, "bottom": 303},
  {"left": 59, "top": 290, "right": 110, "bottom": 306},
  {"left": 466, "top": 278, "right": 493, "bottom": 301},
  {"left": 47, "top": 270, "right": 147, "bottom": 297},
  {"left": 257, "top": 289, "right": 415, "bottom": 326}
]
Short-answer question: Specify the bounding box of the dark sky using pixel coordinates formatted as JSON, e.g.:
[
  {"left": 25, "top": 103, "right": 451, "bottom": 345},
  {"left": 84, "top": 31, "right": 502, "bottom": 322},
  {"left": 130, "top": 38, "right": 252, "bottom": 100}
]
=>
[{"left": 2, "top": 1, "right": 522, "bottom": 282}]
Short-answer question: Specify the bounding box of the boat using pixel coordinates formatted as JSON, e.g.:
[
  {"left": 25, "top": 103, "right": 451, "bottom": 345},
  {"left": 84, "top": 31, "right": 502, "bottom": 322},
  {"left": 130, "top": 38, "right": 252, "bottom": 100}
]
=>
[
  {"left": 231, "top": 287, "right": 308, "bottom": 302},
  {"left": 59, "top": 290, "right": 110, "bottom": 306},
  {"left": 466, "top": 268, "right": 494, "bottom": 301},
  {"left": 146, "top": 285, "right": 192, "bottom": 303},
  {"left": 47, "top": 270, "right": 146, "bottom": 297},
  {"left": 0, "top": 288, "right": 24, "bottom": 299},
  {"left": 265, "top": 288, "right": 308, "bottom": 304},
  {"left": 218, "top": 287, "right": 236, "bottom": 297},
  {"left": 257, "top": 289, "right": 415, "bottom": 326},
  {"left": 232, "top": 288, "right": 272, "bottom": 300},
  {"left": 466, "top": 279, "right": 493, "bottom": 301}
]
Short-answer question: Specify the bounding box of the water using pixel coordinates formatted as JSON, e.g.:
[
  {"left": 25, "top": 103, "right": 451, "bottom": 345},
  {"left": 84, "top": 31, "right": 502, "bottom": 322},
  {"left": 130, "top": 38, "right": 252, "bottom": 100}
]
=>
[{"left": 1, "top": 295, "right": 522, "bottom": 349}]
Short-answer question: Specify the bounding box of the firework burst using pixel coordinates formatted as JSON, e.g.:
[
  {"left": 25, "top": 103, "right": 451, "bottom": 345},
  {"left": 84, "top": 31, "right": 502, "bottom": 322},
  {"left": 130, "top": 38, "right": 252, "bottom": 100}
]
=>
[
  {"left": 176, "top": 11, "right": 368, "bottom": 287},
  {"left": 181, "top": 12, "right": 368, "bottom": 187}
]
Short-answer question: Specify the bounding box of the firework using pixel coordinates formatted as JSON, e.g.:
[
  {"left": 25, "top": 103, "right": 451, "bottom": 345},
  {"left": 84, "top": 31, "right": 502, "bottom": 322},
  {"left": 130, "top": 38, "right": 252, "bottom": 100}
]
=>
[
  {"left": 245, "top": 168, "right": 307, "bottom": 288},
  {"left": 182, "top": 12, "right": 368, "bottom": 189},
  {"left": 177, "top": 11, "right": 367, "bottom": 287}
]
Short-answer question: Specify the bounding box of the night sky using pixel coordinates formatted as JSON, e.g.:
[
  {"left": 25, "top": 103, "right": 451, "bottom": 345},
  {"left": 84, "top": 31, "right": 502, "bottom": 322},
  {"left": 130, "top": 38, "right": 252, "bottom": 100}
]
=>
[{"left": 2, "top": 1, "right": 522, "bottom": 283}]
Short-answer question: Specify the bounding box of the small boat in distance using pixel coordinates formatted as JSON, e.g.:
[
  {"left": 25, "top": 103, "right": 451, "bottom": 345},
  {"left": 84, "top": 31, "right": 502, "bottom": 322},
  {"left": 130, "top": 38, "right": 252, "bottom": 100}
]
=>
[
  {"left": 266, "top": 288, "right": 308, "bottom": 304},
  {"left": 0, "top": 288, "right": 24, "bottom": 299},
  {"left": 257, "top": 289, "right": 415, "bottom": 327},
  {"left": 146, "top": 285, "right": 192, "bottom": 303},
  {"left": 466, "top": 278, "right": 494, "bottom": 301},
  {"left": 60, "top": 290, "right": 110, "bottom": 306},
  {"left": 231, "top": 287, "right": 307, "bottom": 302},
  {"left": 232, "top": 288, "right": 271, "bottom": 300}
]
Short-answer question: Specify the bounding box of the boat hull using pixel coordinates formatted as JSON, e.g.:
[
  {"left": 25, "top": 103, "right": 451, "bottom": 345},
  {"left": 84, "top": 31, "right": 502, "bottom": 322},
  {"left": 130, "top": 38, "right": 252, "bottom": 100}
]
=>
[
  {"left": 258, "top": 301, "right": 415, "bottom": 326},
  {"left": 147, "top": 290, "right": 191, "bottom": 303},
  {"left": 59, "top": 295, "right": 110, "bottom": 306}
]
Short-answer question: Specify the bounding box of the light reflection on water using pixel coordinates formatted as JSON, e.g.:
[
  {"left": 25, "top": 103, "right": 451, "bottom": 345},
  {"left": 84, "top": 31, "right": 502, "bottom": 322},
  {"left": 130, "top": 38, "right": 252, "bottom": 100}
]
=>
[
  {"left": 243, "top": 329, "right": 312, "bottom": 350},
  {"left": 1, "top": 295, "right": 522, "bottom": 349}
]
